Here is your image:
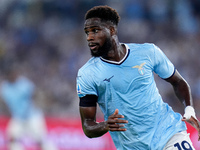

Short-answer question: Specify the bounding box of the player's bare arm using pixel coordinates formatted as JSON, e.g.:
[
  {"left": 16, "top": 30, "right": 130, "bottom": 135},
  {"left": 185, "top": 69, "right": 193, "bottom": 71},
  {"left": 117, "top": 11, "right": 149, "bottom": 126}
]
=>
[
  {"left": 165, "top": 70, "right": 192, "bottom": 106},
  {"left": 80, "top": 107, "right": 128, "bottom": 138},
  {"left": 166, "top": 69, "right": 200, "bottom": 140}
]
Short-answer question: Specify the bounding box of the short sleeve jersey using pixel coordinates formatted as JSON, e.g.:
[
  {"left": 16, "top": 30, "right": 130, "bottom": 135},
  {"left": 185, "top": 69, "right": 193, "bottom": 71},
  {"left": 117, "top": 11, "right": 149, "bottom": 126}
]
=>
[{"left": 76, "top": 43, "right": 186, "bottom": 150}]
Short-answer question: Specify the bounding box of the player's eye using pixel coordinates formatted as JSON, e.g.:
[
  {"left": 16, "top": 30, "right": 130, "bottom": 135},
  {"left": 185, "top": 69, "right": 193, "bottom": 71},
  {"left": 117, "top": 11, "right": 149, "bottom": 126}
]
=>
[{"left": 93, "top": 29, "right": 99, "bottom": 33}]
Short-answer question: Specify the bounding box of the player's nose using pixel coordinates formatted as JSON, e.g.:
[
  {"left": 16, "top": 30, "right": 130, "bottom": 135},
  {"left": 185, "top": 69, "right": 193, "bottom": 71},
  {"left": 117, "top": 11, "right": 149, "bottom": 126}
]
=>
[{"left": 87, "top": 32, "right": 94, "bottom": 41}]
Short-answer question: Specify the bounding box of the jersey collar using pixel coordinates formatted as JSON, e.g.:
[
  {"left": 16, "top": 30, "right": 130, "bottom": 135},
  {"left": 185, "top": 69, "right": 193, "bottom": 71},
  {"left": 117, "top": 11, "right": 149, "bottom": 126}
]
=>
[{"left": 100, "top": 44, "right": 130, "bottom": 65}]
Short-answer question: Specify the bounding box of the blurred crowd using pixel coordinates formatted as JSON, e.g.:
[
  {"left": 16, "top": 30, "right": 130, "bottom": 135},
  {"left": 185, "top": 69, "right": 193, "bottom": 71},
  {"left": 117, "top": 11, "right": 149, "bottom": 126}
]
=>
[{"left": 0, "top": 0, "right": 200, "bottom": 118}]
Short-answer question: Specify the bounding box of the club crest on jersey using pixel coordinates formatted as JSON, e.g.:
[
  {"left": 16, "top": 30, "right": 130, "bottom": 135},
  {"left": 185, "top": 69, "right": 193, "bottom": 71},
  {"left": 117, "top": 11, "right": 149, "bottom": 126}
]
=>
[
  {"left": 77, "top": 84, "right": 82, "bottom": 94},
  {"left": 132, "top": 62, "right": 146, "bottom": 75}
]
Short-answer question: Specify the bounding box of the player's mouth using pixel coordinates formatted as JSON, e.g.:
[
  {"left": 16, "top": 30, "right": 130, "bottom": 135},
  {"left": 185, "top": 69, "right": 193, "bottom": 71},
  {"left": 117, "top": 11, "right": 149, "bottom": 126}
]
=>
[{"left": 88, "top": 43, "right": 98, "bottom": 50}]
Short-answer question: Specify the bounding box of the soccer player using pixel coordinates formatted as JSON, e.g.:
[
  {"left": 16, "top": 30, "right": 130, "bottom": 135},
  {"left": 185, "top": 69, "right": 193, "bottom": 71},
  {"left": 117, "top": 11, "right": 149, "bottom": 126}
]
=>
[
  {"left": 0, "top": 65, "right": 58, "bottom": 150},
  {"left": 76, "top": 5, "right": 200, "bottom": 150}
]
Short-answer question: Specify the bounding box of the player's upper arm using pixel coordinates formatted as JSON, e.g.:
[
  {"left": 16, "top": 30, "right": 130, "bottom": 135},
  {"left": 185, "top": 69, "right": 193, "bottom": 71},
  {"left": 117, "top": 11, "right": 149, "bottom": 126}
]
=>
[
  {"left": 165, "top": 69, "right": 186, "bottom": 85},
  {"left": 76, "top": 69, "right": 97, "bottom": 98},
  {"left": 79, "top": 94, "right": 98, "bottom": 107},
  {"left": 79, "top": 95, "right": 98, "bottom": 124},
  {"left": 79, "top": 106, "right": 97, "bottom": 122}
]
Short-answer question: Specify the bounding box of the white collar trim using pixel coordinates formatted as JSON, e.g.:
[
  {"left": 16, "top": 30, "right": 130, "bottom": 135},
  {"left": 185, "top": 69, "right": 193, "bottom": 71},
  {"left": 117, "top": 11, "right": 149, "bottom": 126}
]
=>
[{"left": 100, "top": 44, "right": 130, "bottom": 65}]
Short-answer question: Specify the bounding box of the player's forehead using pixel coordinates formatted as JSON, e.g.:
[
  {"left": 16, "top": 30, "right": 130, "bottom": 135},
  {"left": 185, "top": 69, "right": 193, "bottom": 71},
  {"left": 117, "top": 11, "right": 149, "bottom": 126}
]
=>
[{"left": 84, "top": 18, "right": 106, "bottom": 30}]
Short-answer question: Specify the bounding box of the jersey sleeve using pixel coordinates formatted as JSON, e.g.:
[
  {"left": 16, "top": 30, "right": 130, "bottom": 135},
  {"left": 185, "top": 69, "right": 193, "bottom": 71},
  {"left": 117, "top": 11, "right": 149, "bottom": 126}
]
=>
[
  {"left": 76, "top": 69, "right": 97, "bottom": 98},
  {"left": 153, "top": 44, "right": 175, "bottom": 79}
]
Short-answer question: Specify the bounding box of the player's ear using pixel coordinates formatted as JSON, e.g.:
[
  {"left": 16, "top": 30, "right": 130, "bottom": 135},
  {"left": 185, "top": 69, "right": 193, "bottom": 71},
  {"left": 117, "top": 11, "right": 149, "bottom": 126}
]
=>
[{"left": 110, "top": 26, "right": 117, "bottom": 35}]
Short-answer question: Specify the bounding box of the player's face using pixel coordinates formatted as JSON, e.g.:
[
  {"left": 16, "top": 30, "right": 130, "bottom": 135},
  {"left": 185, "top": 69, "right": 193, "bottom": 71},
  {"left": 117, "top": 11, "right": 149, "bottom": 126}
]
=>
[{"left": 84, "top": 18, "right": 112, "bottom": 57}]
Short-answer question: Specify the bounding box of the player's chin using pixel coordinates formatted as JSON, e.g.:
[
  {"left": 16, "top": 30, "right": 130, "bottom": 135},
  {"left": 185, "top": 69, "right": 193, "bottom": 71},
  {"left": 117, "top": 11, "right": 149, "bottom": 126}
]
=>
[{"left": 90, "top": 49, "right": 100, "bottom": 57}]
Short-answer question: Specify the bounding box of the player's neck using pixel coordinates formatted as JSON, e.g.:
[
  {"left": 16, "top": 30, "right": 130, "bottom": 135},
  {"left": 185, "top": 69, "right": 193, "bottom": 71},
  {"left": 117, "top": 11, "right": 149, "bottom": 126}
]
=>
[{"left": 102, "top": 37, "right": 126, "bottom": 62}]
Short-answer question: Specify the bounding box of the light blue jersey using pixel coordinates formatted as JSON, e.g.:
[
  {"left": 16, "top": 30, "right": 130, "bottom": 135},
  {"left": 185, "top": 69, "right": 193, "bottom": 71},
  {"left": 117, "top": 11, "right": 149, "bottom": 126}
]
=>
[
  {"left": 1, "top": 76, "right": 40, "bottom": 120},
  {"left": 76, "top": 43, "right": 186, "bottom": 150}
]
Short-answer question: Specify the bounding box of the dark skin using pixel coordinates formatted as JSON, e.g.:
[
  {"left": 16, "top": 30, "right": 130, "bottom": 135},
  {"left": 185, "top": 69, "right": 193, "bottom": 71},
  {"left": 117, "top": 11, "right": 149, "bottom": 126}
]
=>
[{"left": 80, "top": 17, "right": 200, "bottom": 140}]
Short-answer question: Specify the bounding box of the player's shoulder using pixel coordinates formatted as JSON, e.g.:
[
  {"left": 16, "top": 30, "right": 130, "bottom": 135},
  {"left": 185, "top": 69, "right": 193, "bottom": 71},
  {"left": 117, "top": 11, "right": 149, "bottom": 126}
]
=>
[
  {"left": 78, "top": 57, "right": 100, "bottom": 74},
  {"left": 125, "top": 43, "right": 156, "bottom": 52},
  {"left": 18, "top": 76, "right": 32, "bottom": 84},
  {"left": 17, "top": 76, "right": 35, "bottom": 88}
]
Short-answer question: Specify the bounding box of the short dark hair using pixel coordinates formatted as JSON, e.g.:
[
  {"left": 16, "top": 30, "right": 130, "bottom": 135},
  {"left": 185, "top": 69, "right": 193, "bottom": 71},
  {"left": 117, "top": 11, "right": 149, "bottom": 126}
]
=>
[{"left": 85, "top": 5, "right": 120, "bottom": 25}]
